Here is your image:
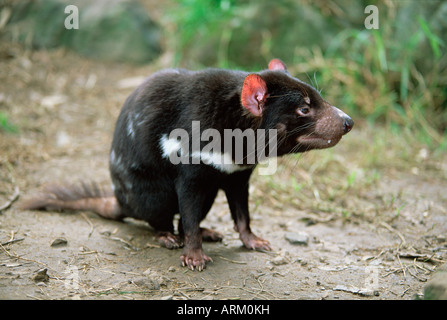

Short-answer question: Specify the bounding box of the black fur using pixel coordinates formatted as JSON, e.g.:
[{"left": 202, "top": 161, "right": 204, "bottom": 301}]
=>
[
  {"left": 108, "top": 62, "right": 353, "bottom": 269},
  {"left": 22, "top": 60, "right": 353, "bottom": 271}
]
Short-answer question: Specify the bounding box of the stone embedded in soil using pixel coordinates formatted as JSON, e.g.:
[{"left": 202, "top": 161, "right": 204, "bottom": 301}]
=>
[
  {"left": 131, "top": 276, "right": 160, "bottom": 290},
  {"left": 271, "top": 256, "right": 289, "bottom": 266},
  {"left": 142, "top": 268, "right": 168, "bottom": 287},
  {"left": 285, "top": 232, "right": 309, "bottom": 245},
  {"left": 51, "top": 237, "right": 68, "bottom": 247},
  {"left": 333, "top": 284, "right": 378, "bottom": 297},
  {"left": 32, "top": 268, "right": 49, "bottom": 282}
]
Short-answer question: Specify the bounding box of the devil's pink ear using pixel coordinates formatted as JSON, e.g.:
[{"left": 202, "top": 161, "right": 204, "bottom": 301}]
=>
[
  {"left": 241, "top": 74, "right": 268, "bottom": 117},
  {"left": 268, "top": 58, "right": 287, "bottom": 71}
]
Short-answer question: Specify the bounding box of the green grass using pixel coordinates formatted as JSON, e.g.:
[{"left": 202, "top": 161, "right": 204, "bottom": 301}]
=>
[
  {"left": 294, "top": 15, "right": 446, "bottom": 151},
  {"left": 0, "top": 112, "right": 18, "bottom": 134},
  {"left": 250, "top": 119, "right": 443, "bottom": 224},
  {"left": 167, "top": 0, "right": 447, "bottom": 152}
]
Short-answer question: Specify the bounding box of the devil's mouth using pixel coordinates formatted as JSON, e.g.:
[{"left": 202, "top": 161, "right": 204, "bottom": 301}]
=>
[{"left": 296, "top": 135, "right": 342, "bottom": 149}]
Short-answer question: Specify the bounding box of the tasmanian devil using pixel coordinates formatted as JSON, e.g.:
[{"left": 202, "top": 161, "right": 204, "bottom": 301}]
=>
[{"left": 21, "top": 59, "right": 353, "bottom": 271}]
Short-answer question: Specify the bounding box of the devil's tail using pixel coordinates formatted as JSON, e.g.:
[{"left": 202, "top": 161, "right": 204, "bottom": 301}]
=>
[{"left": 19, "top": 181, "right": 123, "bottom": 220}]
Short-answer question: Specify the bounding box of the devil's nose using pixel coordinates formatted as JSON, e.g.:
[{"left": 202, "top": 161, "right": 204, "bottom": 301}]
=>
[
  {"left": 333, "top": 107, "right": 354, "bottom": 134},
  {"left": 343, "top": 116, "right": 354, "bottom": 134}
]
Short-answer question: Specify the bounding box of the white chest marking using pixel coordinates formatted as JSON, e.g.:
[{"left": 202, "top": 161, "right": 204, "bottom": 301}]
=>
[{"left": 159, "top": 134, "right": 251, "bottom": 174}]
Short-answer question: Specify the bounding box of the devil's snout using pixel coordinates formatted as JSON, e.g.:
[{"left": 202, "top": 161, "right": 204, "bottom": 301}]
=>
[
  {"left": 333, "top": 107, "right": 354, "bottom": 134},
  {"left": 343, "top": 116, "right": 354, "bottom": 134}
]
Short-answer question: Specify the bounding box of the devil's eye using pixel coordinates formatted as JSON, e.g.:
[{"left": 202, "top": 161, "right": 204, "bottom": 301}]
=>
[{"left": 298, "top": 107, "right": 310, "bottom": 116}]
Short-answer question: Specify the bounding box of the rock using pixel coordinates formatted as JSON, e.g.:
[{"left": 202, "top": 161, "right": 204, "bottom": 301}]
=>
[
  {"left": 40, "top": 95, "right": 67, "bottom": 110},
  {"left": 424, "top": 263, "right": 447, "bottom": 300},
  {"left": 357, "top": 289, "right": 375, "bottom": 297},
  {"left": 6, "top": 0, "right": 161, "bottom": 64},
  {"left": 333, "top": 284, "right": 378, "bottom": 297},
  {"left": 296, "top": 258, "right": 308, "bottom": 266},
  {"left": 333, "top": 284, "right": 358, "bottom": 294},
  {"left": 143, "top": 268, "right": 168, "bottom": 287},
  {"left": 32, "top": 268, "right": 49, "bottom": 282},
  {"left": 271, "top": 255, "right": 288, "bottom": 266},
  {"left": 131, "top": 276, "right": 160, "bottom": 290},
  {"left": 51, "top": 237, "right": 68, "bottom": 247},
  {"left": 56, "top": 131, "right": 71, "bottom": 148},
  {"left": 285, "top": 232, "right": 309, "bottom": 245}
]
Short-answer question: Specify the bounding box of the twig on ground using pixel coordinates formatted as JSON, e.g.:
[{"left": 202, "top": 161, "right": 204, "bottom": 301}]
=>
[
  {"left": 398, "top": 251, "right": 444, "bottom": 264},
  {"left": 397, "top": 253, "right": 406, "bottom": 279},
  {"left": 217, "top": 284, "right": 279, "bottom": 299},
  {"left": 0, "top": 186, "right": 20, "bottom": 213},
  {"left": 400, "top": 287, "right": 410, "bottom": 297},
  {"left": 80, "top": 212, "right": 94, "bottom": 237},
  {"left": 1, "top": 237, "right": 24, "bottom": 246},
  {"left": 380, "top": 221, "right": 406, "bottom": 246},
  {"left": 0, "top": 242, "right": 58, "bottom": 273},
  {"left": 108, "top": 236, "right": 138, "bottom": 250},
  {"left": 218, "top": 256, "right": 247, "bottom": 264}
]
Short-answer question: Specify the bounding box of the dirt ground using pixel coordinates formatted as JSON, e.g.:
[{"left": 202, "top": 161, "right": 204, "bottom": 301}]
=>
[{"left": 1, "top": 41, "right": 446, "bottom": 300}]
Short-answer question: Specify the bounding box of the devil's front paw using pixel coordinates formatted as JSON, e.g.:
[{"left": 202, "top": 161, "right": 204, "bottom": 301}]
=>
[{"left": 180, "top": 248, "right": 213, "bottom": 271}]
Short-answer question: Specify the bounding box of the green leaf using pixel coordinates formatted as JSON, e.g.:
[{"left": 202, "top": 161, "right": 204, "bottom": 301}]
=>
[{"left": 418, "top": 16, "right": 444, "bottom": 59}]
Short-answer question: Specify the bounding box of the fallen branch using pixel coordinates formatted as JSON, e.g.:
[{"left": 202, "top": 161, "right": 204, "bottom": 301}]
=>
[
  {"left": 379, "top": 221, "right": 406, "bottom": 246},
  {"left": 80, "top": 212, "right": 94, "bottom": 238},
  {"left": 0, "top": 242, "right": 58, "bottom": 273},
  {"left": 398, "top": 251, "right": 444, "bottom": 264},
  {"left": 1, "top": 237, "right": 24, "bottom": 246},
  {"left": 218, "top": 256, "right": 247, "bottom": 264}
]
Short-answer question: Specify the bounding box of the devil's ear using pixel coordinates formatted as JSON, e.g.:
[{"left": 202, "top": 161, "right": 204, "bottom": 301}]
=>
[
  {"left": 268, "top": 58, "right": 287, "bottom": 72},
  {"left": 241, "top": 74, "right": 268, "bottom": 117}
]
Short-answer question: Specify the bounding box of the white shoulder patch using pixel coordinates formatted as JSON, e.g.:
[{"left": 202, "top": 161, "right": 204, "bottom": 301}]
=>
[
  {"left": 191, "top": 151, "right": 251, "bottom": 174},
  {"left": 160, "top": 134, "right": 182, "bottom": 159},
  {"left": 159, "top": 134, "right": 252, "bottom": 174}
]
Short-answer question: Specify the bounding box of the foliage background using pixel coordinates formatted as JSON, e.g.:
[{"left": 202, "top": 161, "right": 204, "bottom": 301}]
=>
[
  {"left": 0, "top": 1, "right": 446, "bottom": 300},
  {"left": 162, "top": 0, "right": 447, "bottom": 150}
]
